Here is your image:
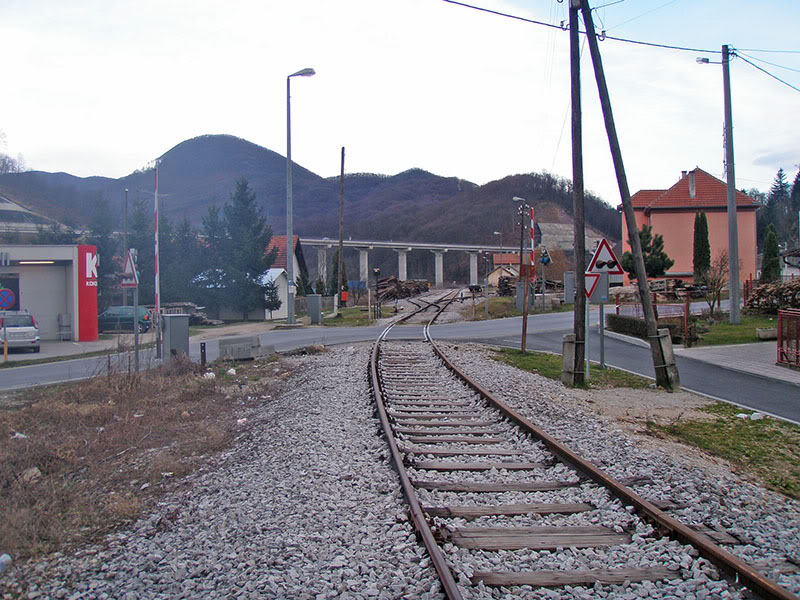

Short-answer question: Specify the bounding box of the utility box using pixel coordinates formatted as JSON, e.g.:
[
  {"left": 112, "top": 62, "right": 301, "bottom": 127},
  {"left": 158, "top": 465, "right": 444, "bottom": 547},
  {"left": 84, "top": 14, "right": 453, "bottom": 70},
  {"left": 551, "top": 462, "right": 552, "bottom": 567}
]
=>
[
  {"left": 162, "top": 314, "right": 189, "bottom": 359},
  {"left": 515, "top": 283, "right": 533, "bottom": 313},
  {"left": 306, "top": 294, "right": 322, "bottom": 325}
]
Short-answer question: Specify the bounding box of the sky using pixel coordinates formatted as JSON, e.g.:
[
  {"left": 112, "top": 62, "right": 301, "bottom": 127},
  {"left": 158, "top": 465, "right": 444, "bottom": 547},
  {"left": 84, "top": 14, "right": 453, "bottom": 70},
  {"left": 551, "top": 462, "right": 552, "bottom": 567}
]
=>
[{"left": 1, "top": 0, "right": 799, "bottom": 207}]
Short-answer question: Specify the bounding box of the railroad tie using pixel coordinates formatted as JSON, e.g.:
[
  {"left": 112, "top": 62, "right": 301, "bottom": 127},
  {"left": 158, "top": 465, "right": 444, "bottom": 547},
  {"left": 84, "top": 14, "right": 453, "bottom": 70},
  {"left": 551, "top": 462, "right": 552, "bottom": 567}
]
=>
[
  {"left": 423, "top": 503, "right": 593, "bottom": 518},
  {"left": 438, "top": 525, "right": 631, "bottom": 551},
  {"left": 472, "top": 567, "right": 677, "bottom": 588}
]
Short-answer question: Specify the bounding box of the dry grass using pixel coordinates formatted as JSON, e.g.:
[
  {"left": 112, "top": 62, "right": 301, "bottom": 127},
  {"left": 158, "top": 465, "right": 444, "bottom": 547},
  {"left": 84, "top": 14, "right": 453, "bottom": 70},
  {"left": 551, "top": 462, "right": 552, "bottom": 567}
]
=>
[{"left": 0, "top": 354, "right": 288, "bottom": 560}]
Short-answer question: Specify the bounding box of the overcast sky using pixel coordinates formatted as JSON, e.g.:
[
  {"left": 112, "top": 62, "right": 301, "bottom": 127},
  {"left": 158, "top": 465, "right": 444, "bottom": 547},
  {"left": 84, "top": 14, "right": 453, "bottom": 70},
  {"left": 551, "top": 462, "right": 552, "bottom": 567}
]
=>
[{"left": 1, "top": 0, "right": 799, "bottom": 206}]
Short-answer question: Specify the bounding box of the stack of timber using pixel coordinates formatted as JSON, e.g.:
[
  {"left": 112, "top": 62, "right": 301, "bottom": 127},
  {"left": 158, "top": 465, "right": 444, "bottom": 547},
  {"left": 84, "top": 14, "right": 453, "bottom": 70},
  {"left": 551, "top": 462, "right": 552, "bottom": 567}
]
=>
[{"left": 376, "top": 277, "right": 429, "bottom": 301}]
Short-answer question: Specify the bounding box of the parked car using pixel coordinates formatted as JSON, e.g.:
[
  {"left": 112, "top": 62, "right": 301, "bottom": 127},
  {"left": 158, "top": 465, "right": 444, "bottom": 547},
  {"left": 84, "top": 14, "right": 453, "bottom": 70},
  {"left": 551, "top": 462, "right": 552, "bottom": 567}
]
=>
[
  {"left": 97, "top": 306, "right": 151, "bottom": 333},
  {"left": 0, "top": 310, "right": 41, "bottom": 353}
]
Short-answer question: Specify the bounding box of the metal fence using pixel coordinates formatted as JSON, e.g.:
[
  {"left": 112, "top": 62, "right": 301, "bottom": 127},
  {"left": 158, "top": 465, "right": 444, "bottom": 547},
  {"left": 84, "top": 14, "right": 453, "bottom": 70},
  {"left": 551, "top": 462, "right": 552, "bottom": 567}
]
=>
[{"left": 777, "top": 309, "right": 800, "bottom": 368}]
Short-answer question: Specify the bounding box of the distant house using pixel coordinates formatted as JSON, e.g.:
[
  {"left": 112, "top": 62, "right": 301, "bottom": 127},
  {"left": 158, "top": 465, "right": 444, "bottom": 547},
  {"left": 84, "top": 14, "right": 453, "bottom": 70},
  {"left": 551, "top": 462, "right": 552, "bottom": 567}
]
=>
[
  {"left": 266, "top": 235, "right": 309, "bottom": 287},
  {"left": 487, "top": 265, "right": 518, "bottom": 288},
  {"left": 624, "top": 168, "right": 759, "bottom": 284}
]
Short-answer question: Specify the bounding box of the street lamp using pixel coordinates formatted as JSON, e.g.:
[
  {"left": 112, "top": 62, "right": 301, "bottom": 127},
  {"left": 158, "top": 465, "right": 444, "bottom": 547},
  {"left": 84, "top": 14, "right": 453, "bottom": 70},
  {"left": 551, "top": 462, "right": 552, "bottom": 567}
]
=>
[
  {"left": 697, "top": 47, "right": 740, "bottom": 324},
  {"left": 286, "top": 67, "right": 316, "bottom": 324}
]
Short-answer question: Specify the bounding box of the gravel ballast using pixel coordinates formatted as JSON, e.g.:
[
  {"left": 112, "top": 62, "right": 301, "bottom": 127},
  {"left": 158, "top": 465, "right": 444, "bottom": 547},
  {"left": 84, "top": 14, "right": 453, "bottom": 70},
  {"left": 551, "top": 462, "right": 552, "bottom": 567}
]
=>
[{"left": 3, "top": 340, "right": 799, "bottom": 600}]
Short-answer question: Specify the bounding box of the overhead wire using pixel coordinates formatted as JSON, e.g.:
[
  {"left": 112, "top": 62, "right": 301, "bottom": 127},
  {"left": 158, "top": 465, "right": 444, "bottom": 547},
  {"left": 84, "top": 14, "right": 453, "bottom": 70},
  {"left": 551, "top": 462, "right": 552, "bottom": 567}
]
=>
[
  {"left": 735, "top": 51, "right": 800, "bottom": 74},
  {"left": 734, "top": 51, "right": 800, "bottom": 94},
  {"left": 441, "top": 0, "right": 799, "bottom": 56}
]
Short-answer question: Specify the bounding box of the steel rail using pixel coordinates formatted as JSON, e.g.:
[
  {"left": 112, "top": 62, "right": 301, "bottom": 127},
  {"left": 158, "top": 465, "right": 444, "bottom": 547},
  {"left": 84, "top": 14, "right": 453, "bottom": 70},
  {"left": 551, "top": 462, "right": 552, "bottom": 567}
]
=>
[
  {"left": 369, "top": 291, "right": 463, "bottom": 600},
  {"left": 425, "top": 334, "right": 798, "bottom": 600}
]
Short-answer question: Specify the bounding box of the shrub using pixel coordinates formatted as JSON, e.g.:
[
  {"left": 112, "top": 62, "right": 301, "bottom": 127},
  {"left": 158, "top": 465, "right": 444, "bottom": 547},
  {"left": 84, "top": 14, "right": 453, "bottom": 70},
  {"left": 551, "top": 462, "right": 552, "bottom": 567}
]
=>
[{"left": 606, "top": 313, "right": 683, "bottom": 342}]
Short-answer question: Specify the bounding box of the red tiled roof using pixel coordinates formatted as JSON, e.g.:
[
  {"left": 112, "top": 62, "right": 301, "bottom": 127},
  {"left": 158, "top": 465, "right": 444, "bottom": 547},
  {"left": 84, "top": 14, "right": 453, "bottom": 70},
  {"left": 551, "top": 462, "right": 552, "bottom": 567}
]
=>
[
  {"left": 267, "top": 235, "right": 298, "bottom": 269},
  {"left": 631, "top": 169, "right": 758, "bottom": 209},
  {"left": 630, "top": 189, "right": 665, "bottom": 207}
]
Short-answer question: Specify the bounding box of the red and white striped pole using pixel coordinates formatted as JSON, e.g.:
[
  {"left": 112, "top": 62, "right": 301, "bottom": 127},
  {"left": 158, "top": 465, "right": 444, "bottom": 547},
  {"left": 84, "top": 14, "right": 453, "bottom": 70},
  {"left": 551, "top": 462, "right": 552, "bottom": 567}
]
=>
[
  {"left": 154, "top": 162, "right": 162, "bottom": 358},
  {"left": 530, "top": 206, "right": 535, "bottom": 263}
]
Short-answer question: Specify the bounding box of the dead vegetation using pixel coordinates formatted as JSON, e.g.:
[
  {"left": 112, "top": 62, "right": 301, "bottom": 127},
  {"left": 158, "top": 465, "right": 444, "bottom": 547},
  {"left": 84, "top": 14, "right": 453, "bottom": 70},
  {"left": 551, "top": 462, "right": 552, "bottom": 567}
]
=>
[{"left": 0, "top": 353, "right": 289, "bottom": 561}]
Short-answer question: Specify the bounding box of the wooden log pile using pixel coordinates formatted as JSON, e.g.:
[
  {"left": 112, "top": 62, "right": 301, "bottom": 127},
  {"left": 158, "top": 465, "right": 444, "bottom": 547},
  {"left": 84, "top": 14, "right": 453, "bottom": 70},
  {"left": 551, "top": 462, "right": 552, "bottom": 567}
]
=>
[
  {"left": 745, "top": 279, "right": 800, "bottom": 313},
  {"left": 376, "top": 276, "right": 429, "bottom": 301}
]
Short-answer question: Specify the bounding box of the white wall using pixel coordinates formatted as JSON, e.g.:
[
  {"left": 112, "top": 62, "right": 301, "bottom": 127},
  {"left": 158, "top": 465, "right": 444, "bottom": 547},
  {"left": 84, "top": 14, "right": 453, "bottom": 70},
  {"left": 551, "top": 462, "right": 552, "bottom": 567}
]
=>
[{"left": 18, "top": 265, "right": 69, "bottom": 340}]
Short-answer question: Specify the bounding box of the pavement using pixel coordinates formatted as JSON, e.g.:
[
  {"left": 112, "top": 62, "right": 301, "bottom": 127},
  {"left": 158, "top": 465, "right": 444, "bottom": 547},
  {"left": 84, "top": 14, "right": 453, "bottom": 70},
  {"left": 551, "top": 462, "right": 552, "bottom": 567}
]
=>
[
  {"left": 3, "top": 319, "right": 799, "bottom": 393},
  {"left": 604, "top": 330, "right": 800, "bottom": 388}
]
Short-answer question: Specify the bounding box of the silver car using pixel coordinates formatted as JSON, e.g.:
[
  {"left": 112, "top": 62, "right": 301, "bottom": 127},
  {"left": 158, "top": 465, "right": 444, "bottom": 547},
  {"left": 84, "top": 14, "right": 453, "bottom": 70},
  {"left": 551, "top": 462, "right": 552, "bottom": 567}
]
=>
[{"left": 0, "top": 310, "right": 41, "bottom": 353}]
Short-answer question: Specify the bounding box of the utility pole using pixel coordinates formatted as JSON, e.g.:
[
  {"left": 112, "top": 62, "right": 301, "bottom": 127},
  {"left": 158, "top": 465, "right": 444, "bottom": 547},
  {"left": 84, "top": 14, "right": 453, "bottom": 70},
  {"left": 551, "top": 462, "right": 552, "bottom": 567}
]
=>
[
  {"left": 579, "top": 0, "right": 679, "bottom": 390},
  {"left": 723, "top": 44, "right": 741, "bottom": 324},
  {"left": 123, "top": 187, "right": 129, "bottom": 306},
  {"left": 570, "top": 0, "right": 586, "bottom": 386},
  {"left": 338, "top": 147, "right": 345, "bottom": 309}
]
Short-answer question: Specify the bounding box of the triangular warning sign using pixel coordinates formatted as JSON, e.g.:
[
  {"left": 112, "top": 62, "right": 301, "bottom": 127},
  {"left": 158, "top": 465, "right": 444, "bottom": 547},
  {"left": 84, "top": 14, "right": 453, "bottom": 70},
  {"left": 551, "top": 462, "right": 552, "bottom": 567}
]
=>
[
  {"left": 121, "top": 250, "right": 139, "bottom": 287},
  {"left": 587, "top": 238, "right": 624, "bottom": 275},
  {"left": 585, "top": 273, "right": 601, "bottom": 299}
]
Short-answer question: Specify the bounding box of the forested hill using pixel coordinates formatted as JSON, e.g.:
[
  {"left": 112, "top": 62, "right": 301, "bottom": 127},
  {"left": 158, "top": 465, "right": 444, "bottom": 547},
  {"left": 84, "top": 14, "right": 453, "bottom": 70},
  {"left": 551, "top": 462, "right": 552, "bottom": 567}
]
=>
[{"left": 0, "top": 134, "right": 621, "bottom": 244}]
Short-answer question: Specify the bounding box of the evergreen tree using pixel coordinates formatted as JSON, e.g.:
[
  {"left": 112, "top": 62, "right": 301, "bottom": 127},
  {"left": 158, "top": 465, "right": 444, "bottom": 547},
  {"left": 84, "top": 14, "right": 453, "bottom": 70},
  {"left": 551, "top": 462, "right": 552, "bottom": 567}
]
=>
[
  {"left": 620, "top": 224, "right": 674, "bottom": 280},
  {"left": 790, "top": 168, "right": 800, "bottom": 244},
  {"left": 33, "top": 222, "right": 80, "bottom": 245},
  {"left": 692, "top": 211, "right": 711, "bottom": 283},
  {"left": 128, "top": 196, "right": 155, "bottom": 305},
  {"left": 87, "top": 195, "right": 120, "bottom": 310},
  {"left": 196, "top": 205, "right": 227, "bottom": 318},
  {"left": 222, "top": 179, "right": 277, "bottom": 319},
  {"left": 264, "top": 279, "right": 282, "bottom": 319},
  {"left": 759, "top": 169, "right": 792, "bottom": 246},
  {"left": 761, "top": 224, "right": 781, "bottom": 283},
  {"left": 161, "top": 217, "right": 200, "bottom": 303}
]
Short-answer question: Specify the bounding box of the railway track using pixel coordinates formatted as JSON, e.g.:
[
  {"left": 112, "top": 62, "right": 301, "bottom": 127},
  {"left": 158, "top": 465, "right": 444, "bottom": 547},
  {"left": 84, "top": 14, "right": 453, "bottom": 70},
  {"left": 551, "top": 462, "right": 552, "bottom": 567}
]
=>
[{"left": 369, "top": 292, "right": 799, "bottom": 599}]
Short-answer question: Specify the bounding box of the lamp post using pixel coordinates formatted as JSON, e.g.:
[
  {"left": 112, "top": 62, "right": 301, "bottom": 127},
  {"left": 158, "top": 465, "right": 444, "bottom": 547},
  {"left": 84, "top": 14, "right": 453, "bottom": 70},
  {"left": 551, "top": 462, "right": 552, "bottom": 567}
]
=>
[
  {"left": 698, "top": 47, "right": 740, "bottom": 324},
  {"left": 286, "top": 67, "right": 316, "bottom": 324}
]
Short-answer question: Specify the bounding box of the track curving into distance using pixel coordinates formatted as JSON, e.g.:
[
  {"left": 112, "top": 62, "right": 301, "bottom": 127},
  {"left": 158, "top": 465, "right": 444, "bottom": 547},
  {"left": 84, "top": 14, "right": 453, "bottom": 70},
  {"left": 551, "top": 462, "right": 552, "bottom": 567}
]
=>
[{"left": 368, "top": 291, "right": 798, "bottom": 599}]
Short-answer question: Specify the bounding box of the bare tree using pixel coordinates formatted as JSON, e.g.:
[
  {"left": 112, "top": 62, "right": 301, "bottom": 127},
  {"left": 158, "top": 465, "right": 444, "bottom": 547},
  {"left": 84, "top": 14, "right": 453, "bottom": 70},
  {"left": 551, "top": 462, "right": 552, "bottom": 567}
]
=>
[{"left": 705, "top": 250, "right": 729, "bottom": 315}]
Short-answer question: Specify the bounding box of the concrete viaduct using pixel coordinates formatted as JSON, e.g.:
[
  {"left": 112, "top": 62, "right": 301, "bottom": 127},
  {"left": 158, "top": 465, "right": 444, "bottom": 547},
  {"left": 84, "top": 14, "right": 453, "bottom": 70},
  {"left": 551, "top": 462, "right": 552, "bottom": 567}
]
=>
[{"left": 300, "top": 238, "right": 520, "bottom": 287}]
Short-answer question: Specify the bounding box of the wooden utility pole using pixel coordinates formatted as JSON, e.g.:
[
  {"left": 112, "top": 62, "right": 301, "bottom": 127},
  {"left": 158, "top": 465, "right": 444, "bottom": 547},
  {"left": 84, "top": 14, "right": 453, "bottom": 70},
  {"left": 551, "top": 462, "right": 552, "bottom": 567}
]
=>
[
  {"left": 338, "top": 147, "right": 345, "bottom": 306},
  {"left": 579, "top": 0, "right": 679, "bottom": 390},
  {"left": 570, "top": 0, "right": 586, "bottom": 385}
]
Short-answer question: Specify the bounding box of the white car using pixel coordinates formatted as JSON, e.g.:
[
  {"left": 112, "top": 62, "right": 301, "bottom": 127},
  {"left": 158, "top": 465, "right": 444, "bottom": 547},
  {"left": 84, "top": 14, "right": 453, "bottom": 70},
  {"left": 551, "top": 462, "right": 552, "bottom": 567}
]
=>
[{"left": 0, "top": 310, "right": 41, "bottom": 353}]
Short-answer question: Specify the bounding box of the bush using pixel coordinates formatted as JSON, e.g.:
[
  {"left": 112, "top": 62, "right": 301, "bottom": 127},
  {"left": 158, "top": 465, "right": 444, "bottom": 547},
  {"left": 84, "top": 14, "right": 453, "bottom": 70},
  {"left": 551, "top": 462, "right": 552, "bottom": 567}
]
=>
[{"left": 606, "top": 313, "right": 683, "bottom": 342}]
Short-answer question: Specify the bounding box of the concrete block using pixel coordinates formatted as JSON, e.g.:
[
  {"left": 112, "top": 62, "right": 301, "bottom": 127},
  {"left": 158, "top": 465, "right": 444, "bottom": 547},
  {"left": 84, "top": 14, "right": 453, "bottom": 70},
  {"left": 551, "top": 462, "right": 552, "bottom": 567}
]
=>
[
  {"left": 218, "top": 335, "right": 274, "bottom": 360},
  {"left": 756, "top": 327, "right": 777, "bottom": 340}
]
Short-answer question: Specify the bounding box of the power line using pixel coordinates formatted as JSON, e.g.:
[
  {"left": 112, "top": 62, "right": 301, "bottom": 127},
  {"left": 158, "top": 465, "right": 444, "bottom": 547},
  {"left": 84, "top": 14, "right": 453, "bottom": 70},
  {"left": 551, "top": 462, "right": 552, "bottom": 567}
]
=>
[
  {"left": 737, "top": 48, "right": 800, "bottom": 55},
  {"left": 441, "top": 0, "right": 720, "bottom": 54},
  {"left": 736, "top": 50, "right": 800, "bottom": 74},
  {"left": 593, "top": 0, "right": 626, "bottom": 9},
  {"left": 735, "top": 52, "right": 800, "bottom": 94},
  {"left": 605, "top": 0, "right": 680, "bottom": 32}
]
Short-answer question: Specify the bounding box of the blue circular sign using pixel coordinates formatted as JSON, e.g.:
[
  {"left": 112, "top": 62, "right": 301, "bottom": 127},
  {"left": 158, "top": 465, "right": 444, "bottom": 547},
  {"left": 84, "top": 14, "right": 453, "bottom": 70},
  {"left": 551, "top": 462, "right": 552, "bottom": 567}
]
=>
[{"left": 0, "top": 288, "right": 15, "bottom": 310}]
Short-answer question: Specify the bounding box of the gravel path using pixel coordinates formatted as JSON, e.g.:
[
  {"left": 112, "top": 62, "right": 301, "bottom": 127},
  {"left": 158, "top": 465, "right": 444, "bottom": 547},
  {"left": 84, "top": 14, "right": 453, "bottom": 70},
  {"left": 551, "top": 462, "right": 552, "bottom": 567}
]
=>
[
  {"left": 2, "top": 346, "right": 441, "bottom": 600},
  {"left": 3, "top": 341, "right": 799, "bottom": 600}
]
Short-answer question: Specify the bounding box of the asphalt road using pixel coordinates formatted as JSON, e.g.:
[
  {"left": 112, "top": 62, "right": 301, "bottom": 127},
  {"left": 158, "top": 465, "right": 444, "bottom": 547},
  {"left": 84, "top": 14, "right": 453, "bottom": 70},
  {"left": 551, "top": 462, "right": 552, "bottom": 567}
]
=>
[{"left": 2, "top": 309, "right": 798, "bottom": 424}]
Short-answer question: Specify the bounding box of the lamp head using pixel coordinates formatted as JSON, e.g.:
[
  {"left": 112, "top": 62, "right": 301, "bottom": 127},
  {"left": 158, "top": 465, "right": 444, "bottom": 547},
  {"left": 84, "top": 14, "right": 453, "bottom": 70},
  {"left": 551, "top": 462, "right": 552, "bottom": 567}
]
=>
[
  {"left": 696, "top": 57, "right": 710, "bottom": 64},
  {"left": 289, "top": 68, "right": 316, "bottom": 78},
  {"left": 512, "top": 196, "right": 526, "bottom": 203}
]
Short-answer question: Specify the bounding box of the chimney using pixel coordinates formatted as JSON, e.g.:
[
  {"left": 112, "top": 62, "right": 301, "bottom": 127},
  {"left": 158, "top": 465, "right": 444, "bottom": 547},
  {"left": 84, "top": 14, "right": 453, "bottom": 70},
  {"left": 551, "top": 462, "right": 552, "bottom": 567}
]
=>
[
  {"left": 688, "top": 170, "right": 696, "bottom": 199},
  {"left": 681, "top": 170, "right": 687, "bottom": 178}
]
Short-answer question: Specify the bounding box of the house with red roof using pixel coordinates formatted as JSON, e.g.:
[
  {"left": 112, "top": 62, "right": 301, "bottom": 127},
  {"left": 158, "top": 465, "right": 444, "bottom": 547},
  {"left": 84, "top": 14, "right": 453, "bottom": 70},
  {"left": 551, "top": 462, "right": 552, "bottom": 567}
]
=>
[
  {"left": 266, "top": 235, "right": 310, "bottom": 286},
  {"left": 623, "top": 168, "right": 759, "bottom": 284}
]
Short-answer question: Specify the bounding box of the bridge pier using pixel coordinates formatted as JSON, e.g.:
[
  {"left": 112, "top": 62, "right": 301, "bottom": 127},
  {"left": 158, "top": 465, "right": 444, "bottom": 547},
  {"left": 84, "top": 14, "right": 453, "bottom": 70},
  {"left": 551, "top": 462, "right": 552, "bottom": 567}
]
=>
[
  {"left": 468, "top": 251, "right": 479, "bottom": 286},
  {"left": 396, "top": 249, "right": 410, "bottom": 281},
  {"left": 431, "top": 250, "right": 445, "bottom": 288},
  {"left": 317, "top": 247, "right": 327, "bottom": 286},
  {"left": 359, "top": 248, "right": 369, "bottom": 284}
]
